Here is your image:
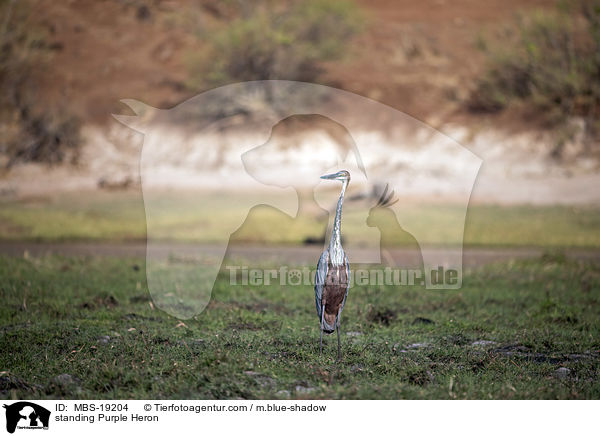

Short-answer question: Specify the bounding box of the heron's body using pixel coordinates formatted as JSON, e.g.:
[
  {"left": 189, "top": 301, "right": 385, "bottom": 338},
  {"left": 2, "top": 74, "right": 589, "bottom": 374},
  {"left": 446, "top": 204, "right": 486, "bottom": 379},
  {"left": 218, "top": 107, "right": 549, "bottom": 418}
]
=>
[
  {"left": 315, "top": 251, "right": 350, "bottom": 333},
  {"left": 314, "top": 170, "right": 351, "bottom": 359}
]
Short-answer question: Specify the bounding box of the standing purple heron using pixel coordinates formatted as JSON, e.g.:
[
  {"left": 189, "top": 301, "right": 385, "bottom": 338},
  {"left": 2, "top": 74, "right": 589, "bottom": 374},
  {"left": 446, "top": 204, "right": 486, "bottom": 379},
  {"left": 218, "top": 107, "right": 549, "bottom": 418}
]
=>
[{"left": 315, "top": 170, "right": 351, "bottom": 359}]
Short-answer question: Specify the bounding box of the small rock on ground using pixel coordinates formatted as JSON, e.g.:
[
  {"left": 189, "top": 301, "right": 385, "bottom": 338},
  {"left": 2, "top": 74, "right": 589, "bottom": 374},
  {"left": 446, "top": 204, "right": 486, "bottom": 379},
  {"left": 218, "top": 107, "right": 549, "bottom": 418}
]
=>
[
  {"left": 244, "top": 371, "right": 276, "bottom": 388},
  {"left": 0, "top": 375, "right": 42, "bottom": 393},
  {"left": 394, "top": 342, "right": 429, "bottom": 353},
  {"left": 350, "top": 364, "right": 364, "bottom": 373},
  {"left": 412, "top": 317, "right": 435, "bottom": 325},
  {"left": 471, "top": 340, "right": 497, "bottom": 347},
  {"left": 47, "top": 373, "right": 82, "bottom": 395},
  {"left": 407, "top": 342, "right": 429, "bottom": 349},
  {"left": 295, "top": 385, "right": 316, "bottom": 394},
  {"left": 555, "top": 367, "right": 571, "bottom": 379}
]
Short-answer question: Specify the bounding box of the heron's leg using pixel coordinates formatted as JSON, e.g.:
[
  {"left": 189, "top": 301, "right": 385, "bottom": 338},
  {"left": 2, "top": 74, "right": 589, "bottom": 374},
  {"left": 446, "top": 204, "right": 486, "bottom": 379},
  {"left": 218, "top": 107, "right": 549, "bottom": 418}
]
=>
[
  {"left": 319, "top": 303, "right": 325, "bottom": 356},
  {"left": 336, "top": 322, "right": 341, "bottom": 361}
]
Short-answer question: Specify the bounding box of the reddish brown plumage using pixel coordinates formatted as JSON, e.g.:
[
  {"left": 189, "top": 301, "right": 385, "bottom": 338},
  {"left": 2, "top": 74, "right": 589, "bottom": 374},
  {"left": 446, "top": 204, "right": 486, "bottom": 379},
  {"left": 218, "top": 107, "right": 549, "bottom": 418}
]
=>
[{"left": 322, "top": 261, "right": 349, "bottom": 329}]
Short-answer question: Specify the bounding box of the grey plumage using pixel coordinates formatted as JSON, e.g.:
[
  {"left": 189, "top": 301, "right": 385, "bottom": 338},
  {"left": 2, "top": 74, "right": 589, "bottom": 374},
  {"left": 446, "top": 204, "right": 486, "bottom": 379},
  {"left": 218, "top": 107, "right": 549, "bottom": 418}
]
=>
[{"left": 314, "top": 170, "right": 351, "bottom": 359}]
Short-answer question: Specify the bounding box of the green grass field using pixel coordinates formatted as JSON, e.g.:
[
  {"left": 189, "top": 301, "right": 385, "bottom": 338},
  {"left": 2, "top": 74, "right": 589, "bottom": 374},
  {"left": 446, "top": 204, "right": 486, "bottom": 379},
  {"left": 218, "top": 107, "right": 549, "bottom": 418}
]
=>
[
  {"left": 1, "top": 190, "right": 598, "bottom": 399},
  {"left": 1, "top": 190, "right": 600, "bottom": 247},
  {"left": 1, "top": 253, "right": 598, "bottom": 399}
]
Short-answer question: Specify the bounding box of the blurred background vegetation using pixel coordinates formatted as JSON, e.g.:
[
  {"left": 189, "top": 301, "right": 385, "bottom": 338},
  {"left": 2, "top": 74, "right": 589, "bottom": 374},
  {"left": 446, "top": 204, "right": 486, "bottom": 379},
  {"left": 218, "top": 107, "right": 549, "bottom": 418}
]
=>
[
  {"left": 0, "top": 0, "right": 81, "bottom": 167},
  {"left": 469, "top": 0, "right": 600, "bottom": 157},
  {"left": 0, "top": 0, "right": 599, "bottom": 246},
  {"left": 2, "top": 0, "right": 600, "bottom": 166},
  {"left": 187, "top": 0, "right": 363, "bottom": 86}
]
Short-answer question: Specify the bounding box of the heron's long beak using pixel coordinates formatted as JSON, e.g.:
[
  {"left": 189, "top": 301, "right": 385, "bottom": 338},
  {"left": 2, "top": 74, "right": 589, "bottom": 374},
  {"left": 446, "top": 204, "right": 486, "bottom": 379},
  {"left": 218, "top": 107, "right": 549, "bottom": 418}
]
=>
[{"left": 320, "top": 172, "right": 339, "bottom": 180}]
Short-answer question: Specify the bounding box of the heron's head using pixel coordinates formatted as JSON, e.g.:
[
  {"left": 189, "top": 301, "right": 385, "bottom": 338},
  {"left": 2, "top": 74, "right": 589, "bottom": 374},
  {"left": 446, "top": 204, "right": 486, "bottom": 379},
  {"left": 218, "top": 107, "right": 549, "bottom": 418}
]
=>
[{"left": 320, "top": 170, "right": 350, "bottom": 183}]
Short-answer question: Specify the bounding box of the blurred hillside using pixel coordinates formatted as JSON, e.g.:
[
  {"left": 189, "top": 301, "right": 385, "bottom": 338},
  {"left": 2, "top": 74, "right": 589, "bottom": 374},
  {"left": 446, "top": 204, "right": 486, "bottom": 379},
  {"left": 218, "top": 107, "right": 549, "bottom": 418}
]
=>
[
  {"left": 2, "top": 0, "right": 600, "bottom": 203},
  {"left": 4, "top": 0, "right": 556, "bottom": 124}
]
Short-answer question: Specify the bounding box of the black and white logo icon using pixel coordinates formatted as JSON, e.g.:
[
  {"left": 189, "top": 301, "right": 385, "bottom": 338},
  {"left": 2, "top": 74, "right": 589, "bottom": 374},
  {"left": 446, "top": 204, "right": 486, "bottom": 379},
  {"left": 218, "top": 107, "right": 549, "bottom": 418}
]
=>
[{"left": 3, "top": 402, "right": 50, "bottom": 433}]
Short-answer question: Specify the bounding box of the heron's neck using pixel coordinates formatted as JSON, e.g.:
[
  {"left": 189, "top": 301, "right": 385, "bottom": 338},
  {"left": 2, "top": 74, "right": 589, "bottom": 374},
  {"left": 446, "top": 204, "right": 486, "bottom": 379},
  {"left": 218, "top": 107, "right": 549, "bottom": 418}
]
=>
[{"left": 328, "top": 180, "right": 347, "bottom": 263}]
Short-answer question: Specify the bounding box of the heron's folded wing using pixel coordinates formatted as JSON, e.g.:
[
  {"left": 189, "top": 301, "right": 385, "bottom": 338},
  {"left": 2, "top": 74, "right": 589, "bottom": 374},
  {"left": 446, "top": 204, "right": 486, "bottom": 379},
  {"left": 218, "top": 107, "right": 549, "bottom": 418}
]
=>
[
  {"left": 314, "top": 250, "right": 329, "bottom": 317},
  {"left": 339, "top": 253, "right": 351, "bottom": 314}
]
